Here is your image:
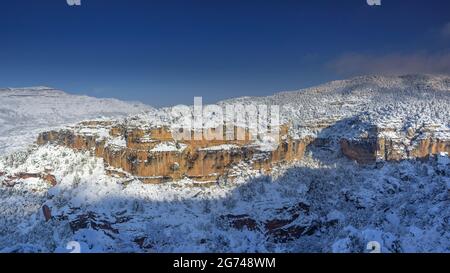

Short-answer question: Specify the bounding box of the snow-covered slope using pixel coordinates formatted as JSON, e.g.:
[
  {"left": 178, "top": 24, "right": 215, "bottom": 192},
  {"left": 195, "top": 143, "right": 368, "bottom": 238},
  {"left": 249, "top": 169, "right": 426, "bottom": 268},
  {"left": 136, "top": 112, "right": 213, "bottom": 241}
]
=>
[
  {"left": 0, "top": 87, "right": 154, "bottom": 155},
  {"left": 123, "top": 74, "right": 449, "bottom": 142},
  {"left": 219, "top": 74, "right": 450, "bottom": 138},
  {"left": 0, "top": 75, "right": 449, "bottom": 253},
  {"left": 0, "top": 144, "right": 448, "bottom": 253}
]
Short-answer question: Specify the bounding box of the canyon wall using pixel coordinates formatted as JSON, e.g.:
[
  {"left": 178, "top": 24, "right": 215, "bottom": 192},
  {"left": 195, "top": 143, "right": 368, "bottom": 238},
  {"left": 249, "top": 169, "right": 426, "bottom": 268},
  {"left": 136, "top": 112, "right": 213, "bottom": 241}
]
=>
[
  {"left": 340, "top": 126, "right": 450, "bottom": 164},
  {"left": 37, "top": 123, "right": 310, "bottom": 184},
  {"left": 37, "top": 119, "right": 449, "bottom": 183}
]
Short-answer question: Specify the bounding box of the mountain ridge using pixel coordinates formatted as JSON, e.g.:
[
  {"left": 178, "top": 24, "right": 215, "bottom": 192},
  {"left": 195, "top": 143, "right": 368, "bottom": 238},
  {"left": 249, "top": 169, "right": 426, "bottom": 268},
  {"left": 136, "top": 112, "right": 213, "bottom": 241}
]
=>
[
  {"left": 0, "top": 86, "right": 155, "bottom": 155},
  {"left": 219, "top": 74, "right": 450, "bottom": 104}
]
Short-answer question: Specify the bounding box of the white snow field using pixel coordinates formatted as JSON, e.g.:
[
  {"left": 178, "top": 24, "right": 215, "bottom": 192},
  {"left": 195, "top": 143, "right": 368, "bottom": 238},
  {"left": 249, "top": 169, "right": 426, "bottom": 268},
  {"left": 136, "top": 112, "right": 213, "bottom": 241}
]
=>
[{"left": 0, "top": 75, "right": 449, "bottom": 253}]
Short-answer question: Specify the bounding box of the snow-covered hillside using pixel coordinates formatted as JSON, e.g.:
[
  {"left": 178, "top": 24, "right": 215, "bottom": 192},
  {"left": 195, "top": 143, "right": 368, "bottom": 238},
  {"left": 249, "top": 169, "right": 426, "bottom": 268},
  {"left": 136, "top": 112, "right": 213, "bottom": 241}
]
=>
[
  {"left": 0, "top": 75, "right": 449, "bottom": 253},
  {"left": 0, "top": 144, "right": 448, "bottom": 253},
  {"left": 0, "top": 87, "right": 154, "bottom": 155},
  {"left": 123, "top": 74, "right": 450, "bottom": 142},
  {"left": 219, "top": 74, "right": 450, "bottom": 139}
]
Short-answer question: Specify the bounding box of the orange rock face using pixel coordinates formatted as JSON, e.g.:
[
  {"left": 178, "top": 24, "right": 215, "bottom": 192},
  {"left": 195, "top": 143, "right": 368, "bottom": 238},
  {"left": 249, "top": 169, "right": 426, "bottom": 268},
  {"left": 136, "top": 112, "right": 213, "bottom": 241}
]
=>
[
  {"left": 408, "top": 138, "right": 450, "bottom": 159},
  {"left": 37, "top": 123, "right": 310, "bottom": 183},
  {"left": 41, "top": 173, "right": 57, "bottom": 187},
  {"left": 38, "top": 120, "right": 449, "bottom": 179},
  {"left": 342, "top": 133, "right": 450, "bottom": 163},
  {"left": 340, "top": 138, "right": 378, "bottom": 164}
]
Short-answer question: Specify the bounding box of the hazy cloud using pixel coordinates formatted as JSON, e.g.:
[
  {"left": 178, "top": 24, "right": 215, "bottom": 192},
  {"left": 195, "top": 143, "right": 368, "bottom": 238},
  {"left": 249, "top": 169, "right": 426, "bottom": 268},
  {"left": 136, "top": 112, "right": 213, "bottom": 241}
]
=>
[
  {"left": 441, "top": 22, "right": 450, "bottom": 39},
  {"left": 327, "top": 52, "right": 450, "bottom": 77}
]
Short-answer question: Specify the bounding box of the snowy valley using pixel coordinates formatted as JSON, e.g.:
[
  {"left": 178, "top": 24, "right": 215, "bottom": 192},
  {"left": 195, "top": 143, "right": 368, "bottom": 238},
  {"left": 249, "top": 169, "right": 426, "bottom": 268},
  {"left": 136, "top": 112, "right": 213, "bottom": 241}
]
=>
[{"left": 0, "top": 75, "right": 449, "bottom": 253}]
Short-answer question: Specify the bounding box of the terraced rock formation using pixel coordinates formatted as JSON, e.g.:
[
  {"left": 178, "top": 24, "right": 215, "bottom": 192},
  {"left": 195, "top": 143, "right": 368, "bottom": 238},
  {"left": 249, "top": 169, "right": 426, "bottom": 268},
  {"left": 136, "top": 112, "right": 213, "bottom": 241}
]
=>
[
  {"left": 37, "top": 121, "right": 310, "bottom": 184},
  {"left": 36, "top": 116, "right": 449, "bottom": 184}
]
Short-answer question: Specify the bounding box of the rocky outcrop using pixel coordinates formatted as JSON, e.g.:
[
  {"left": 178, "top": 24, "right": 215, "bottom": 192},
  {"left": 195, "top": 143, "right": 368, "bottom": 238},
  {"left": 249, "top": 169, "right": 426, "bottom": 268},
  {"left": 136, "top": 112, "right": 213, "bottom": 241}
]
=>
[
  {"left": 37, "top": 123, "right": 311, "bottom": 184},
  {"left": 41, "top": 173, "right": 57, "bottom": 186},
  {"left": 42, "top": 205, "right": 52, "bottom": 222},
  {"left": 1, "top": 172, "right": 58, "bottom": 187},
  {"left": 37, "top": 115, "right": 450, "bottom": 183},
  {"left": 69, "top": 211, "right": 119, "bottom": 237},
  {"left": 340, "top": 138, "right": 378, "bottom": 164},
  {"left": 220, "top": 214, "right": 260, "bottom": 231},
  {"left": 341, "top": 125, "right": 450, "bottom": 164},
  {"left": 220, "top": 202, "right": 320, "bottom": 243}
]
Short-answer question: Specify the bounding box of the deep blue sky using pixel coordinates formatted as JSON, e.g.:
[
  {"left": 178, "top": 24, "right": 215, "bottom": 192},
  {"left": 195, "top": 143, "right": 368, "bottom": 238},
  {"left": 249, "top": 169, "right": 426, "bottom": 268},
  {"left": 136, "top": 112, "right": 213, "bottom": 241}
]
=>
[{"left": 1, "top": 0, "right": 449, "bottom": 106}]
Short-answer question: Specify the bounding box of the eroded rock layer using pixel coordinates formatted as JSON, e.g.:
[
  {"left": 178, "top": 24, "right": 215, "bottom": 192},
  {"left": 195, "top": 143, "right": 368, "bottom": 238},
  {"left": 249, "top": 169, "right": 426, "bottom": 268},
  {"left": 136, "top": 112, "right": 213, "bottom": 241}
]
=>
[
  {"left": 340, "top": 123, "right": 450, "bottom": 164},
  {"left": 37, "top": 122, "right": 311, "bottom": 183},
  {"left": 37, "top": 115, "right": 450, "bottom": 184}
]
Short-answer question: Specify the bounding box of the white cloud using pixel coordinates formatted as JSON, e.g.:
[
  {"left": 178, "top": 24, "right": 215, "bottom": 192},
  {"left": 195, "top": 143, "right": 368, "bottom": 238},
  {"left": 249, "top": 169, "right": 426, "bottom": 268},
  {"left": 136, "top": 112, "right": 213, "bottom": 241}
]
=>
[{"left": 327, "top": 51, "right": 450, "bottom": 77}]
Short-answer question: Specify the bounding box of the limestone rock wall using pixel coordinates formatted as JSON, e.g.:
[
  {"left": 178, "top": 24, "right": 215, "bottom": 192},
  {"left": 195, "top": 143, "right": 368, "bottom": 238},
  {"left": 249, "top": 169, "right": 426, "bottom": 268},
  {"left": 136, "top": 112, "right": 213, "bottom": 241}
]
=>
[
  {"left": 341, "top": 127, "right": 450, "bottom": 164},
  {"left": 37, "top": 120, "right": 449, "bottom": 181},
  {"left": 37, "top": 123, "right": 309, "bottom": 183}
]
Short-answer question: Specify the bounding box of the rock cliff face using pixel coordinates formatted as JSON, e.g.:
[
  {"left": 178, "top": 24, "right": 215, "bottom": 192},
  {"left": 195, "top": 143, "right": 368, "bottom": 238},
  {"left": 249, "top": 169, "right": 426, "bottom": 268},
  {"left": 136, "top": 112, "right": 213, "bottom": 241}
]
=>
[
  {"left": 37, "top": 121, "right": 310, "bottom": 184},
  {"left": 341, "top": 136, "right": 450, "bottom": 164},
  {"left": 219, "top": 74, "right": 450, "bottom": 165},
  {"left": 340, "top": 123, "right": 450, "bottom": 164},
  {"left": 37, "top": 115, "right": 450, "bottom": 183}
]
